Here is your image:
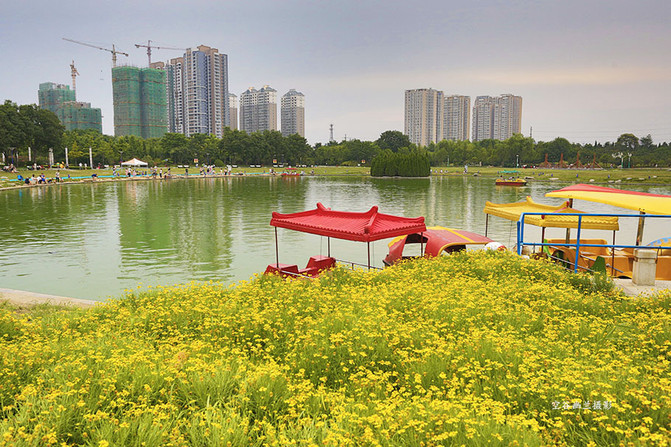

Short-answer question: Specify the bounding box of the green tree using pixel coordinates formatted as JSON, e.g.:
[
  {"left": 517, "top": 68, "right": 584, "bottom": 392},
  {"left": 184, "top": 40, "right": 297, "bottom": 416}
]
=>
[
  {"left": 160, "top": 133, "right": 189, "bottom": 164},
  {"left": 371, "top": 149, "right": 430, "bottom": 177},
  {"left": 639, "top": 134, "right": 654, "bottom": 150},
  {"left": 616, "top": 133, "right": 639, "bottom": 151},
  {"left": 375, "top": 130, "right": 411, "bottom": 152},
  {"left": 0, "top": 101, "right": 30, "bottom": 162}
]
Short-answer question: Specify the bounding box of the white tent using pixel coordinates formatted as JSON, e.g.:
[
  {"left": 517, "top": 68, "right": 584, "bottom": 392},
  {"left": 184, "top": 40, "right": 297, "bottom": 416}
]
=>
[{"left": 121, "top": 158, "right": 148, "bottom": 167}]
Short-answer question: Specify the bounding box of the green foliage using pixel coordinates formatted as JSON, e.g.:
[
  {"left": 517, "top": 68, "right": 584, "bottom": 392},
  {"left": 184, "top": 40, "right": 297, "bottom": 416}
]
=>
[
  {"left": 313, "top": 139, "right": 379, "bottom": 166},
  {"left": 0, "top": 253, "right": 668, "bottom": 445},
  {"left": 375, "top": 130, "right": 411, "bottom": 152},
  {"left": 370, "top": 149, "right": 430, "bottom": 177},
  {"left": 0, "top": 101, "right": 64, "bottom": 161}
]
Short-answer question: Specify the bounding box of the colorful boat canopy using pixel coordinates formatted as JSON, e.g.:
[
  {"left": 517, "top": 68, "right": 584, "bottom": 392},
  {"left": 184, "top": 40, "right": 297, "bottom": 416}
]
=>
[
  {"left": 385, "top": 226, "right": 493, "bottom": 264},
  {"left": 270, "top": 203, "right": 426, "bottom": 242},
  {"left": 546, "top": 184, "right": 671, "bottom": 215},
  {"left": 483, "top": 196, "right": 619, "bottom": 230}
]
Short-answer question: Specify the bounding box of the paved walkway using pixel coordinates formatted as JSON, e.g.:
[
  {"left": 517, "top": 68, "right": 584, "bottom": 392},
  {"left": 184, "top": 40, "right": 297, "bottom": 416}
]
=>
[
  {"left": 0, "top": 288, "right": 98, "bottom": 308},
  {"left": 612, "top": 279, "right": 671, "bottom": 296}
]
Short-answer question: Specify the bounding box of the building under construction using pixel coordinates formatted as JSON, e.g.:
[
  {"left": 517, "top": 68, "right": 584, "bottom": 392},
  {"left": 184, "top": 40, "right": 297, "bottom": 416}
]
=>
[
  {"left": 38, "top": 82, "right": 102, "bottom": 132},
  {"left": 112, "top": 66, "right": 167, "bottom": 138}
]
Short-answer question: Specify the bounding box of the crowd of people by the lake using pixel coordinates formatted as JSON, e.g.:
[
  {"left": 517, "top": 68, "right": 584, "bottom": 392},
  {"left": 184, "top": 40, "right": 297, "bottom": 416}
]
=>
[
  {"left": 17, "top": 171, "right": 65, "bottom": 185},
  {"left": 2, "top": 163, "right": 317, "bottom": 189}
]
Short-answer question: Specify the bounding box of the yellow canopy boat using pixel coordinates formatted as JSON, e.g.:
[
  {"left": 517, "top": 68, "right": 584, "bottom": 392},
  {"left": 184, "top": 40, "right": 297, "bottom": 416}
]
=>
[
  {"left": 542, "top": 184, "right": 671, "bottom": 279},
  {"left": 483, "top": 196, "right": 619, "bottom": 231}
]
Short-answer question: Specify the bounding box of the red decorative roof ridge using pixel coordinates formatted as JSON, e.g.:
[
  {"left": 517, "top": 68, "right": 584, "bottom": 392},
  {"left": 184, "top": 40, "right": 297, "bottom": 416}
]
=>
[{"left": 270, "top": 203, "right": 426, "bottom": 242}]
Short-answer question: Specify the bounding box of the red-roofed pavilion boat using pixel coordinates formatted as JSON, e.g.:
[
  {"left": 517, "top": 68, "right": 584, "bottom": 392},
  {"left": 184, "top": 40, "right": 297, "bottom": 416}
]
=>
[{"left": 265, "top": 203, "right": 426, "bottom": 277}]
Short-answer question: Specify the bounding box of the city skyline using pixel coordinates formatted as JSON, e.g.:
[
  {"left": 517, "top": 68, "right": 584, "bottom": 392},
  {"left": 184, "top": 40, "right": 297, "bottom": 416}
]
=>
[{"left": 1, "top": 0, "right": 670, "bottom": 145}]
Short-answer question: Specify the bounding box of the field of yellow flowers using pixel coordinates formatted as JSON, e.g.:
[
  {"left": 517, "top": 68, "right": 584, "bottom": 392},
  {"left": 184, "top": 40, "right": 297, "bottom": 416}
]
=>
[{"left": 1, "top": 250, "right": 669, "bottom": 446}]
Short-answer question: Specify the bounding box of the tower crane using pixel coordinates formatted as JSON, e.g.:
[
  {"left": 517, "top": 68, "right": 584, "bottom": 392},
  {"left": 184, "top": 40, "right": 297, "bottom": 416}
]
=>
[
  {"left": 63, "top": 38, "right": 129, "bottom": 67},
  {"left": 134, "top": 40, "right": 185, "bottom": 65},
  {"left": 70, "top": 60, "right": 79, "bottom": 92}
]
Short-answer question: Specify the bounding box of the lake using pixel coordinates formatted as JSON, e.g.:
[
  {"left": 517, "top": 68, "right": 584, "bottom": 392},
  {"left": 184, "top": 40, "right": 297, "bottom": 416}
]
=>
[{"left": 1, "top": 175, "right": 669, "bottom": 300}]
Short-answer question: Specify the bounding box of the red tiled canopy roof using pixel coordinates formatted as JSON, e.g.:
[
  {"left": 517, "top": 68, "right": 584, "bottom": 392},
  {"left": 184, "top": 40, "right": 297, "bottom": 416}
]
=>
[{"left": 270, "top": 203, "right": 426, "bottom": 242}]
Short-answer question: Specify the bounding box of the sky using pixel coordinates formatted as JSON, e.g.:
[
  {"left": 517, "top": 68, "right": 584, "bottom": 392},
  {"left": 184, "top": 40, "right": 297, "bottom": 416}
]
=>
[{"left": 1, "top": 0, "right": 670, "bottom": 145}]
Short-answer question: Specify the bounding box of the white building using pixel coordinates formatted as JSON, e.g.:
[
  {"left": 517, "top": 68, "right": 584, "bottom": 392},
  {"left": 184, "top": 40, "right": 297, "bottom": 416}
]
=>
[
  {"left": 281, "top": 89, "right": 305, "bottom": 137},
  {"left": 493, "top": 94, "right": 523, "bottom": 140},
  {"left": 443, "top": 95, "right": 471, "bottom": 141},
  {"left": 404, "top": 88, "right": 443, "bottom": 147},
  {"left": 240, "top": 85, "right": 277, "bottom": 133},
  {"left": 472, "top": 94, "right": 522, "bottom": 141},
  {"left": 156, "top": 45, "right": 230, "bottom": 137},
  {"left": 229, "top": 93, "right": 238, "bottom": 130}
]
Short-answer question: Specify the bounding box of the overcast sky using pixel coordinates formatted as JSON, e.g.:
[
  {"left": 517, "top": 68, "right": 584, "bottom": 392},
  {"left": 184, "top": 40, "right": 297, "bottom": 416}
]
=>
[{"left": 1, "top": 0, "right": 670, "bottom": 145}]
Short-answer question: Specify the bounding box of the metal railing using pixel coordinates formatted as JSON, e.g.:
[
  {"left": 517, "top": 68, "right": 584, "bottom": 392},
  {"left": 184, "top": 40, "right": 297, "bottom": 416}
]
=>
[
  {"left": 270, "top": 258, "right": 382, "bottom": 279},
  {"left": 333, "top": 258, "right": 383, "bottom": 271},
  {"left": 516, "top": 212, "right": 671, "bottom": 273}
]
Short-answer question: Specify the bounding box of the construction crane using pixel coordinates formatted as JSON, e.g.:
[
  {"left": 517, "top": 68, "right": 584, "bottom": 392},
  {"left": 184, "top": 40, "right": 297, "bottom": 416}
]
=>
[
  {"left": 134, "top": 40, "right": 185, "bottom": 66},
  {"left": 70, "top": 60, "right": 79, "bottom": 92},
  {"left": 63, "top": 38, "right": 129, "bottom": 67}
]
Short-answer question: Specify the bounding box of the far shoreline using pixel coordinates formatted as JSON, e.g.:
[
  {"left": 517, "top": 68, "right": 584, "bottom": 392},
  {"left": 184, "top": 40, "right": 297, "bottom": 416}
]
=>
[{"left": 2, "top": 165, "right": 671, "bottom": 192}]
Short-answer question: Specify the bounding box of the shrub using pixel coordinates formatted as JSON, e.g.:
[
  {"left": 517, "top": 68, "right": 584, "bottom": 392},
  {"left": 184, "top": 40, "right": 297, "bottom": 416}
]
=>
[{"left": 370, "top": 149, "right": 430, "bottom": 177}]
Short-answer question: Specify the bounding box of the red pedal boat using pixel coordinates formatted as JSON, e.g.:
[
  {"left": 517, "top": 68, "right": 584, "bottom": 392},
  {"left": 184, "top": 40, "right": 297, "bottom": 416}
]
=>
[{"left": 266, "top": 203, "right": 426, "bottom": 277}]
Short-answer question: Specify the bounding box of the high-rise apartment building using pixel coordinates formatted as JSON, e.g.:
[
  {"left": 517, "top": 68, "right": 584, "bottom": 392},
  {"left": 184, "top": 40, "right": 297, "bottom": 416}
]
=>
[
  {"left": 112, "top": 66, "right": 167, "bottom": 138},
  {"left": 156, "top": 45, "right": 230, "bottom": 137},
  {"left": 493, "top": 94, "right": 522, "bottom": 140},
  {"left": 404, "top": 88, "right": 443, "bottom": 147},
  {"left": 240, "top": 85, "right": 277, "bottom": 133},
  {"left": 239, "top": 87, "right": 256, "bottom": 133},
  {"left": 472, "top": 94, "right": 522, "bottom": 141},
  {"left": 280, "top": 89, "right": 305, "bottom": 137},
  {"left": 472, "top": 96, "right": 494, "bottom": 142},
  {"left": 229, "top": 93, "right": 238, "bottom": 130},
  {"left": 443, "top": 95, "right": 470, "bottom": 141},
  {"left": 38, "top": 82, "right": 102, "bottom": 133}
]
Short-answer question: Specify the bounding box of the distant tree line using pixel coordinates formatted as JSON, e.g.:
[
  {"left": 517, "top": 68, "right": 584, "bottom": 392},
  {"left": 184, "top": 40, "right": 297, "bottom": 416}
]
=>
[{"left": 2, "top": 99, "right": 670, "bottom": 168}]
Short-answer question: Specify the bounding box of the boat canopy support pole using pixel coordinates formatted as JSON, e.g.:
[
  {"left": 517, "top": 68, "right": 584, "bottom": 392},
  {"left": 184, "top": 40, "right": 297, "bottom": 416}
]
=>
[
  {"left": 485, "top": 214, "right": 489, "bottom": 237},
  {"left": 328, "top": 237, "right": 331, "bottom": 257},
  {"left": 367, "top": 242, "right": 371, "bottom": 270},
  {"left": 636, "top": 212, "right": 646, "bottom": 246},
  {"left": 420, "top": 232, "right": 424, "bottom": 256},
  {"left": 612, "top": 230, "right": 616, "bottom": 276},
  {"left": 565, "top": 199, "right": 573, "bottom": 245},
  {"left": 274, "top": 227, "right": 279, "bottom": 267}
]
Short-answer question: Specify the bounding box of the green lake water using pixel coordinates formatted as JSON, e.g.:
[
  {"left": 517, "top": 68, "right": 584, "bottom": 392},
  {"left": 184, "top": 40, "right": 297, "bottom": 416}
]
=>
[{"left": 1, "top": 176, "right": 669, "bottom": 300}]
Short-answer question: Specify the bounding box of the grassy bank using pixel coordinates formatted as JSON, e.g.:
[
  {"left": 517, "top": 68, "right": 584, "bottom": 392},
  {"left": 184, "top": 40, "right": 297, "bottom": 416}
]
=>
[
  {"left": 3, "top": 165, "right": 671, "bottom": 190},
  {"left": 1, "top": 251, "right": 669, "bottom": 446},
  {"left": 432, "top": 166, "right": 671, "bottom": 185},
  {"left": 0, "top": 166, "right": 370, "bottom": 189}
]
